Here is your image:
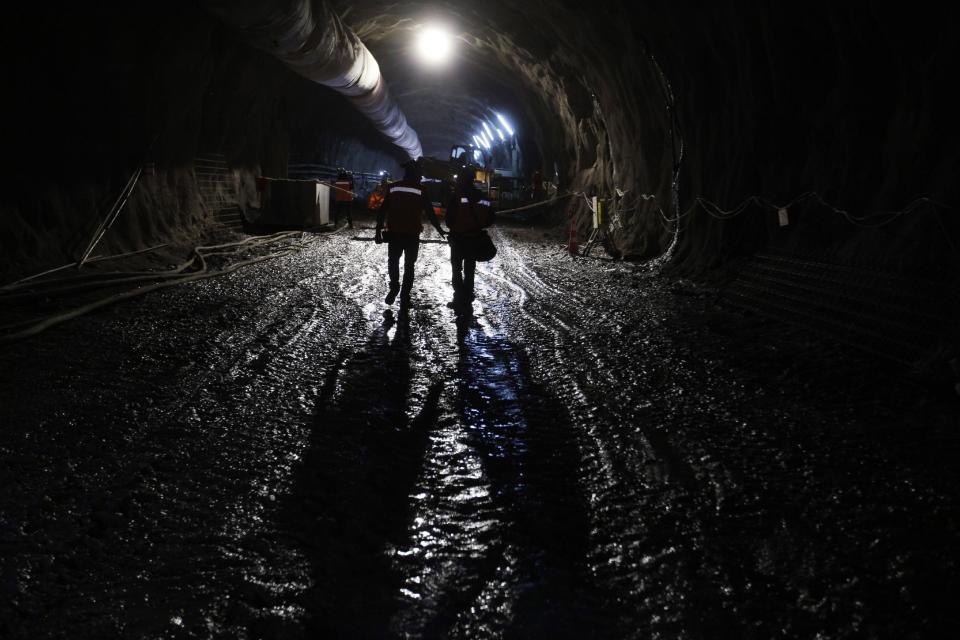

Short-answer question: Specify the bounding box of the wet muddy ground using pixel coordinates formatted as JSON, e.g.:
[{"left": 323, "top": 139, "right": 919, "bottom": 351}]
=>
[{"left": 2, "top": 215, "right": 959, "bottom": 639}]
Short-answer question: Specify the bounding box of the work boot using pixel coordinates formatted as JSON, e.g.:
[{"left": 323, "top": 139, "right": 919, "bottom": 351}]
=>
[
  {"left": 448, "top": 292, "right": 468, "bottom": 309},
  {"left": 447, "top": 288, "right": 462, "bottom": 309},
  {"left": 385, "top": 283, "right": 401, "bottom": 305}
]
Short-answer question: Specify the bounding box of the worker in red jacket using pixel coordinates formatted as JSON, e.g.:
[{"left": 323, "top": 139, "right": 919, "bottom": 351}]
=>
[
  {"left": 333, "top": 168, "right": 355, "bottom": 229},
  {"left": 375, "top": 160, "right": 445, "bottom": 307},
  {"left": 445, "top": 170, "right": 494, "bottom": 313},
  {"left": 532, "top": 168, "right": 545, "bottom": 201}
]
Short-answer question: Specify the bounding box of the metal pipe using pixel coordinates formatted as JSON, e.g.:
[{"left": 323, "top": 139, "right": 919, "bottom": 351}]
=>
[
  {"left": 78, "top": 165, "right": 144, "bottom": 269},
  {"left": 204, "top": 0, "right": 422, "bottom": 159}
]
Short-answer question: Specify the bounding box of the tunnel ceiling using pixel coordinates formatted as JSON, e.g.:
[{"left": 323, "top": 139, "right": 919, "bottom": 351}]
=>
[
  {"left": 329, "top": 0, "right": 649, "bottom": 172},
  {"left": 332, "top": 1, "right": 560, "bottom": 161},
  {"left": 331, "top": 1, "right": 959, "bottom": 196}
]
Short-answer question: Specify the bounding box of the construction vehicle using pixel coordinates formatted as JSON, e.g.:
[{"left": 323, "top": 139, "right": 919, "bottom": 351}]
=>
[
  {"left": 417, "top": 144, "right": 494, "bottom": 217},
  {"left": 367, "top": 144, "right": 495, "bottom": 217}
]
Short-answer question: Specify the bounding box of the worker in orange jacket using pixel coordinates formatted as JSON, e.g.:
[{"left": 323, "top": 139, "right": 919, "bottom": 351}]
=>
[
  {"left": 375, "top": 160, "right": 445, "bottom": 307},
  {"left": 367, "top": 179, "right": 387, "bottom": 211}
]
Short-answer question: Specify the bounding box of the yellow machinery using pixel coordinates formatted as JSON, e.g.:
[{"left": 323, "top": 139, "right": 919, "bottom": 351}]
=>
[{"left": 417, "top": 144, "right": 493, "bottom": 217}]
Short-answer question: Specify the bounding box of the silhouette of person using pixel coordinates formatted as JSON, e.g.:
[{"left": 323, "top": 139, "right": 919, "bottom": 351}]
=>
[
  {"left": 445, "top": 169, "right": 494, "bottom": 314},
  {"left": 375, "top": 159, "right": 445, "bottom": 307},
  {"left": 333, "top": 168, "right": 355, "bottom": 228}
]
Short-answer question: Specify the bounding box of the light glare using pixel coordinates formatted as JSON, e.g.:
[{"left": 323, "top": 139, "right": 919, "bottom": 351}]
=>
[
  {"left": 415, "top": 26, "right": 453, "bottom": 66},
  {"left": 496, "top": 112, "right": 515, "bottom": 136}
]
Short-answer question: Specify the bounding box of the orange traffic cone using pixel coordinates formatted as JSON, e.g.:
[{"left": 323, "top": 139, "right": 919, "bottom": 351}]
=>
[{"left": 567, "top": 219, "right": 579, "bottom": 256}]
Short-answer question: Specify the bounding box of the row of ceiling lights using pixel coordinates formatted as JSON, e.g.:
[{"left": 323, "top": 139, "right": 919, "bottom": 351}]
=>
[{"left": 472, "top": 112, "right": 516, "bottom": 151}]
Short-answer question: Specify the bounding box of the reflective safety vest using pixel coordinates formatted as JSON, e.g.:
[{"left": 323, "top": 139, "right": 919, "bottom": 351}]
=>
[
  {"left": 367, "top": 190, "right": 385, "bottom": 210},
  {"left": 334, "top": 179, "right": 353, "bottom": 202},
  {"left": 384, "top": 181, "right": 426, "bottom": 234},
  {"left": 447, "top": 195, "right": 493, "bottom": 234}
]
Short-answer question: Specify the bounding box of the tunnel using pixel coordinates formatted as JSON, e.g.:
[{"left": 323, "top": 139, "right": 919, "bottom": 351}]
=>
[{"left": 1, "top": 1, "right": 959, "bottom": 637}]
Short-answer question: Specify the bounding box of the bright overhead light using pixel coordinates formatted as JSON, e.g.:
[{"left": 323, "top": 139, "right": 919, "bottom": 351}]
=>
[
  {"left": 496, "top": 112, "right": 514, "bottom": 136},
  {"left": 472, "top": 135, "right": 481, "bottom": 148},
  {"left": 415, "top": 25, "right": 453, "bottom": 67},
  {"left": 495, "top": 127, "right": 505, "bottom": 141},
  {"left": 482, "top": 121, "right": 493, "bottom": 138},
  {"left": 478, "top": 134, "right": 490, "bottom": 150}
]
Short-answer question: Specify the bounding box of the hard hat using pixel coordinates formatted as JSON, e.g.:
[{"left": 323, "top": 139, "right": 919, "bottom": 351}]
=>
[{"left": 403, "top": 158, "right": 422, "bottom": 179}]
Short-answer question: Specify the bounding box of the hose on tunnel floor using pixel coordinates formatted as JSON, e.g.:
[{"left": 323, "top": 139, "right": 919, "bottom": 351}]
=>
[
  {"left": 1, "top": 232, "right": 303, "bottom": 294},
  {"left": 0, "top": 231, "right": 312, "bottom": 343},
  {"left": 0, "top": 244, "right": 303, "bottom": 303},
  {"left": 0, "top": 244, "right": 172, "bottom": 291}
]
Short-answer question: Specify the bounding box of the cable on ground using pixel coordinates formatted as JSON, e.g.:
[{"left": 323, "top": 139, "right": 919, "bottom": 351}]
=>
[{"left": 0, "top": 231, "right": 311, "bottom": 343}]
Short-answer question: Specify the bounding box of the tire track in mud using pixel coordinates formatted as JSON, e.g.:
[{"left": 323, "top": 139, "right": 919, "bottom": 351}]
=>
[
  {"left": 261, "top": 234, "right": 603, "bottom": 637},
  {"left": 481, "top": 230, "right": 744, "bottom": 636},
  {"left": 0, "top": 235, "right": 376, "bottom": 637},
  {"left": 139, "top": 235, "right": 396, "bottom": 636},
  {"left": 479, "top": 231, "right": 958, "bottom": 639}
]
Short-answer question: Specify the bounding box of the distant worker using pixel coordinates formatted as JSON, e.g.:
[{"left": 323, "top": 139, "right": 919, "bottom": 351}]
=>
[
  {"left": 445, "top": 169, "right": 495, "bottom": 313},
  {"left": 367, "top": 173, "right": 389, "bottom": 212},
  {"left": 532, "top": 168, "right": 545, "bottom": 201},
  {"left": 375, "top": 160, "right": 446, "bottom": 307},
  {"left": 333, "top": 168, "right": 355, "bottom": 229}
]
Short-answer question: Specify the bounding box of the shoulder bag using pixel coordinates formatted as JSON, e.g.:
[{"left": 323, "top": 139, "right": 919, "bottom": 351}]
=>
[{"left": 455, "top": 201, "right": 497, "bottom": 262}]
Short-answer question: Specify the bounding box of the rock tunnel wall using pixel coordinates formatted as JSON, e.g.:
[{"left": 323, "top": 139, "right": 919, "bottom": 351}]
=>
[
  {"left": 1, "top": 2, "right": 958, "bottom": 281},
  {"left": 648, "top": 2, "right": 960, "bottom": 278}
]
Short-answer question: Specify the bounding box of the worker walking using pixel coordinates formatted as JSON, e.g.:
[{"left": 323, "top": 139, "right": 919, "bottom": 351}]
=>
[
  {"left": 375, "top": 160, "right": 445, "bottom": 307},
  {"left": 532, "top": 168, "right": 545, "bottom": 201},
  {"left": 333, "top": 168, "right": 355, "bottom": 229},
  {"left": 367, "top": 173, "right": 389, "bottom": 212},
  {"left": 445, "top": 170, "right": 494, "bottom": 313}
]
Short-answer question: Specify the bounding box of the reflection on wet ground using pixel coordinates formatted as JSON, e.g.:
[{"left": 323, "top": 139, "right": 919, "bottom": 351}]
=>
[{"left": 1, "top": 218, "right": 959, "bottom": 638}]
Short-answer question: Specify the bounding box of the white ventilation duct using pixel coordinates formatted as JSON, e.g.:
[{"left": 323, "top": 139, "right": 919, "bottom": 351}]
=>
[{"left": 204, "top": 0, "right": 423, "bottom": 159}]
